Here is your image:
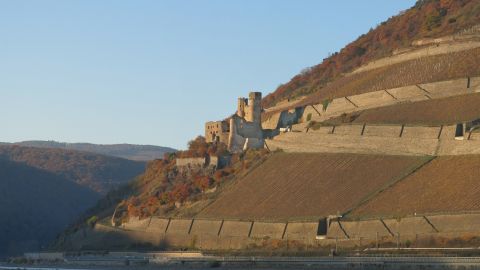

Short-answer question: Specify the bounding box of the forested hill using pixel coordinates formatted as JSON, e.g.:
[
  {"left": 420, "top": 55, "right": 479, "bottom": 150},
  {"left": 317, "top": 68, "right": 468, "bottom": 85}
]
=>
[
  {"left": 263, "top": 0, "right": 480, "bottom": 107},
  {"left": 10, "top": 141, "right": 176, "bottom": 161},
  {"left": 0, "top": 158, "right": 100, "bottom": 256},
  {"left": 0, "top": 145, "right": 146, "bottom": 194}
]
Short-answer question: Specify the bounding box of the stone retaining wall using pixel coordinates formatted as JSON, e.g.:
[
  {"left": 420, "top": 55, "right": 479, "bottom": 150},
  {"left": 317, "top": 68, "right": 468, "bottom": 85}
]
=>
[
  {"left": 267, "top": 124, "right": 480, "bottom": 156},
  {"left": 351, "top": 41, "right": 480, "bottom": 74},
  {"left": 85, "top": 213, "right": 480, "bottom": 250},
  {"left": 263, "top": 77, "right": 479, "bottom": 129}
]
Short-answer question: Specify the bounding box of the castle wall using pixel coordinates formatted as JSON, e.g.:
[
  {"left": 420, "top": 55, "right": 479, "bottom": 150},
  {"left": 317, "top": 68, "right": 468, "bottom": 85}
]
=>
[
  {"left": 228, "top": 116, "right": 264, "bottom": 152},
  {"left": 205, "top": 121, "right": 229, "bottom": 144},
  {"left": 176, "top": 157, "right": 206, "bottom": 167}
]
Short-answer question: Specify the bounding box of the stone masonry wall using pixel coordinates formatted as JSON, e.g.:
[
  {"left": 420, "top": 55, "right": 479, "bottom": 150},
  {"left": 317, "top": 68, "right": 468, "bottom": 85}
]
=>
[{"left": 84, "top": 213, "right": 480, "bottom": 251}]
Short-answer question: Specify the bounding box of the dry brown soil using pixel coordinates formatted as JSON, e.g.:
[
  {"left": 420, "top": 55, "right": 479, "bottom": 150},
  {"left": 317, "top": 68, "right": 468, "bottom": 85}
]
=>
[
  {"left": 349, "top": 155, "right": 480, "bottom": 218},
  {"left": 198, "top": 153, "right": 428, "bottom": 221}
]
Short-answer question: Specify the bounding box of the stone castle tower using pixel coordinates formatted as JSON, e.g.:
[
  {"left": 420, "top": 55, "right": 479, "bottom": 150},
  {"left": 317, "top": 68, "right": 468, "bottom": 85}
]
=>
[
  {"left": 237, "top": 92, "right": 262, "bottom": 123},
  {"left": 205, "top": 91, "right": 264, "bottom": 152}
]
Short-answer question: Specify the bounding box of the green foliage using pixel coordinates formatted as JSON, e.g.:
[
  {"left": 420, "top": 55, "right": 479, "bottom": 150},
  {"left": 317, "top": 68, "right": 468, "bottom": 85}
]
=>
[
  {"left": 306, "top": 113, "right": 312, "bottom": 122},
  {"left": 405, "top": 239, "right": 412, "bottom": 248},
  {"left": 86, "top": 215, "right": 98, "bottom": 227},
  {"left": 322, "top": 99, "right": 332, "bottom": 112}
]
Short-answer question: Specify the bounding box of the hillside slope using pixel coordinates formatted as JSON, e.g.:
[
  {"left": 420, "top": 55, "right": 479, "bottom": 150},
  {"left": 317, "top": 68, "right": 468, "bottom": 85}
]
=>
[
  {"left": 349, "top": 155, "right": 480, "bottom": 219},
  {"left": 0, "top": 145, "right": 146, "bottom": 194},
  {"left": 0, "top": 158, "right": 99, "bottom": 256},
  {"left": 11, "top": 141, "right": 175, "bottom": 161},
  {"left": 326, "top": 92, "right": 480, "bottom": 126},
  {"left": 263, "top": 0, "right": 480, "bottom": 107},
  {"left": 199, "top": 153, "right": 429, "bottom": 220}
]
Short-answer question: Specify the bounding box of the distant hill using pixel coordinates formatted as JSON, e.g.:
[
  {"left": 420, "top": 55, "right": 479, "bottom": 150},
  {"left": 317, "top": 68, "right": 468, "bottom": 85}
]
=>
[
  {"left": 0, "top": 158, "right": 100, "bottom": 256},
  {"left": 9, "top": 141, "right": 176, "bottom": 161},
  {"left": 0, "top": 145, "right": 146, "bottom": 194}
]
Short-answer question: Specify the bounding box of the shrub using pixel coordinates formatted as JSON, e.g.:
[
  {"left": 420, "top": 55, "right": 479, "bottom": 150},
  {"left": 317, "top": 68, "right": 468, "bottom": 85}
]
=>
[
  {"left": 86, "top": 215, "right": 98, "bottom": 228},
  {"left": 306, "top": 113, "right": 312, "bottom": 121},
  {"left": 322, "top": 99, "right": 332, "bottom": 112}
]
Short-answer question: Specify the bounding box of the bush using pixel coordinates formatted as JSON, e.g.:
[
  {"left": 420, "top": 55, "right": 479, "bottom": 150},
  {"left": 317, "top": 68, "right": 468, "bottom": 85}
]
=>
[
  {"left": 306, "top": 113, "right": 312, "bottom": 121},
  {"left": 322, "top": 99, "right": 332, "bottom": 112},
  {"left": 86, "top": 215, "right": 98, "bottom": 228}
]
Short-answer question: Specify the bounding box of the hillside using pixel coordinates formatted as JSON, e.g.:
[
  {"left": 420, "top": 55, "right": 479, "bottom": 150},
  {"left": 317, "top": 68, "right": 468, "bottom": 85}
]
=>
[
  {"left": 0, "top": 158, "right": 99, "bottom": 256},
  {"left": 199, "top": 153, "right": 429, "bottom": 220},
  {"left": 326, "top": 92, "right": 480, "bottom": 125},
  {"left": 10, "top": 141, "right": 175, "bottom": 161},
  {"left": 55, "top": 0, "right": 480, "bottom": 253},
  {"left": 263, "top": 0, "right": 480, "bottom": 107},
  {"left": 0, "top": 145, "right": 146, "bottom": 194},
  {"left": 349, "top": 155, "right": 480, "bottom": 219}
]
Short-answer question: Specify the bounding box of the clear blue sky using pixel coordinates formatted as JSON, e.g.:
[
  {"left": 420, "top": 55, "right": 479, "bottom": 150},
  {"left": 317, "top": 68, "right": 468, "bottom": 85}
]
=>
[{"left": 0, "top": 0, "right": 416, "bottom": 149}]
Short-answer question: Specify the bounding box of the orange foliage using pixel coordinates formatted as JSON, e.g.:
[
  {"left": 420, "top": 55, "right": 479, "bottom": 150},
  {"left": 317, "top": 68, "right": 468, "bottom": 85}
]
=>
[{"left": 263, "top": 0, "right": 480, "bottom": 107}]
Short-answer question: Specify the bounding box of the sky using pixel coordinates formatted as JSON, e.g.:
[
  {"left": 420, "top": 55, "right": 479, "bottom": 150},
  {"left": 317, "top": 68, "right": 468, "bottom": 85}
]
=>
[{"left": 0, "top": 0, "right": 416, "bottom": 150}]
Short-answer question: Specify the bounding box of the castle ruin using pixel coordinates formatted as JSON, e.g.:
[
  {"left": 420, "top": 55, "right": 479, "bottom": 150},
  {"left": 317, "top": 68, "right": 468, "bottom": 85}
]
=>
[{"left": 205, "top": 92, "right": 264, "bottom": 152}]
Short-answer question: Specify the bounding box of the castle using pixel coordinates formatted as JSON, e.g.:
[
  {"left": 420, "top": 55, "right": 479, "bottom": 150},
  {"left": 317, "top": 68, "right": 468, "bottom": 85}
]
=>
[{"left": 205, "top": 92, "right": 264, "bottom": 152}]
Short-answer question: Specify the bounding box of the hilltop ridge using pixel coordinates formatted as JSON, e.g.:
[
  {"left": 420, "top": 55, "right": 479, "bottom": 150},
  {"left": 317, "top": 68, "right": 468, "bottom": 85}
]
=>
[
  {"left": 263, "top": 0, "right": 480, "bottom": 107},
  {"left": 6, "top": 140, "right": 175, "bottom": 161}
]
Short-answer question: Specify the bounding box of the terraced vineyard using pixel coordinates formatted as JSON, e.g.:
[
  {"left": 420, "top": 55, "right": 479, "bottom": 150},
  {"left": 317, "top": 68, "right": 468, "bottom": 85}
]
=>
[
  {"left": 327, "top": 92, "right": 480, "bottom": 125},
  {"left": 199, "top": 153, "right": 429, "bottom": 221},
  {"left": 266, "top": 47, "right": 480, "bottom": 116},
  {"left": 349, "top": 155, "right": 480, "bottom": 219}
]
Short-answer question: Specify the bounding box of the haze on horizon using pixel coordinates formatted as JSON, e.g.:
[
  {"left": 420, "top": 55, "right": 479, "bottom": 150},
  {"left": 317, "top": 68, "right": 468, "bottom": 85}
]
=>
[{"left": 0, "top": 0, "right": 416, "bottom": 149}]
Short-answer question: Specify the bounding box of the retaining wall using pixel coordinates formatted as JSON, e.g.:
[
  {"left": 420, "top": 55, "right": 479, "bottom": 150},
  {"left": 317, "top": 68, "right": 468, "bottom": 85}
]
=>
[
  {"left": 265, "top": 77, "right": 480, "bottom": 129},
  {"left": 250, "top": 222, "right": 286, "bottom": 239},
  {"left": 122, "top": 217, "right": 150, "bottom": 231},
  {"left": 284, "top": 222, "right": 318, "bottom": 240},
  {"left": 267, "top": 124, "right": 480, "bottom": 156},
  {"left": 145, "top": 217, "right": 169, "bottom": 233},
  {"left": 383, "top": 217, "right": 436, "bottom": 236},
  {"left": 85, "top": 212, "right": 480, "bottom": 251},
  {"left": 363, "top": 125, "right": 402, "bottom": 137},
  {"left": 164, "top": 219, "right": 193, "bottom": 246},
  {"left": 351, "top": 41, "right": 480, "bottom": 74}
]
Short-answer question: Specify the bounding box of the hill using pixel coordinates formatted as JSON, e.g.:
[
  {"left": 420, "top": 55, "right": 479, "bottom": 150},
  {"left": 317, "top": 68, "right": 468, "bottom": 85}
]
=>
[
  {"left": 263, "top": 0, "right": 480, "bottom": 107},
  {"left": 349, "top": 155, "right": 480, "bottom": 219},
  {"left": 0, "top": 145, "right": 146, "bottom": 194},
  {"left": 0, "top": 158, "right": 100, "bottom": 256},
  {"left": 199, "top": 153, "right": 429, "bottom": 220},
  {"left": 54, "top": 0, "right": 480, "bottom": 253},
  {"left": 10, "top": 141, "right": 176, "bottom": 161}
]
